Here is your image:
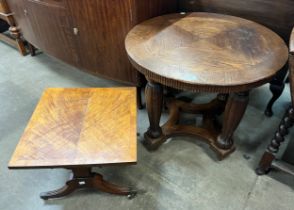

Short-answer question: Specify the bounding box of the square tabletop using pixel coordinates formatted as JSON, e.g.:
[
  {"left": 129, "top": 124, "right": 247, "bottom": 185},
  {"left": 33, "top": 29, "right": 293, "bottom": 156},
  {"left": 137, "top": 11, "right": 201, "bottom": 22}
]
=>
[{"left": 9, "top": 88, "right": 137, "bottom": 169}]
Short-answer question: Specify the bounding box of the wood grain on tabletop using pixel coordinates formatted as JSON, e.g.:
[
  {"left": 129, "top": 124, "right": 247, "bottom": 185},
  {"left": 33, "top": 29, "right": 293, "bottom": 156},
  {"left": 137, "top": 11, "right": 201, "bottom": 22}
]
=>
[
  {"left": 125, "top": 12, "right": 288, "bottom": 92},
  {"left": 9, "top": 88, "right": 137, "bottom": 169}
]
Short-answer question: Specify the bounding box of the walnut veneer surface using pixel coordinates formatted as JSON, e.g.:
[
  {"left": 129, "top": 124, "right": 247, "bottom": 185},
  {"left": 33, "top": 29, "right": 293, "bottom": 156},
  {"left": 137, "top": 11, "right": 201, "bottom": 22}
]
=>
[
  {"left": 126, "top": 13, "right": 289, "bottom": 93},
  {"left": 9, "top": 88, "right": 137, "bottom": 169}
]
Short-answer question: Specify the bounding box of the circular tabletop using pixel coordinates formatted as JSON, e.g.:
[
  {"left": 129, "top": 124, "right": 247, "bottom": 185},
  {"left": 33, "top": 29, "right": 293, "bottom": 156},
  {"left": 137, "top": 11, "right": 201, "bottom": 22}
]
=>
[{"left": 125, "top": 13, "right": 289, "bottom": 92}]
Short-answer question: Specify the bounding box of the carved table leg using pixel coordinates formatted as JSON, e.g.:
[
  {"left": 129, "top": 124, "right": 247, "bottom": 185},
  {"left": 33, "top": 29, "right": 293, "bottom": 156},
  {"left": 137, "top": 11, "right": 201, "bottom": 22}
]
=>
[
  {"left": 265, "top": 64, "right": 288, "bottom": 117},
  {"left": 9, "top": 26, "right": 26, "bottom": 56},
  {"left": 265, "top": 83, "right": 285, "bottom": 117},
  {"left": 256, "top": 107, "right": 294, "bottom": 175},
  {"left": 40, "top": 167, "right": 136, "bottom": 200},
  {"left": 142, "top": 88, "right": 248, "bottom": 159},
  {"left": 143, "top": 81, "right": 164, "bottom": 150},
  {"left": 216, "top": 92, "right": 249, "bottom": 151}
]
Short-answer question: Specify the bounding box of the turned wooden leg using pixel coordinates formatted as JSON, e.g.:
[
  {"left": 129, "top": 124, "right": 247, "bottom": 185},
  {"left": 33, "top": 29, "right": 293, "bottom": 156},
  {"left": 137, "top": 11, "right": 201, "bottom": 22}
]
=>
[
  {"left": 143, "top": 81, "right": 164, "bottom": 150},
  {"left": 40, "top": 167, "right": 136, "bottom": 200},
  {"left": 137, "top": 86, "right": 144, "bottom": 110},
  {"left": 215, "top": 93, "right": 229, "bottom": 115},
  {"left": 256, "top": 107, "right": 294, "bottom": 175},
  {"left": 216, "top": 92, "right": 249, "bottom": 150},
  {"left": 9, "top": 26, "right": 26, "bottom": 56}
]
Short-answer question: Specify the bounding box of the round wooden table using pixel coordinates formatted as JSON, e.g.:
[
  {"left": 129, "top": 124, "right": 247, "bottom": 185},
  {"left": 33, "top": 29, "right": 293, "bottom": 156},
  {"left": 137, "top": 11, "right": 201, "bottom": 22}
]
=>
[{"left": 125, "top": 12, "right": 288, "bottom": 159}]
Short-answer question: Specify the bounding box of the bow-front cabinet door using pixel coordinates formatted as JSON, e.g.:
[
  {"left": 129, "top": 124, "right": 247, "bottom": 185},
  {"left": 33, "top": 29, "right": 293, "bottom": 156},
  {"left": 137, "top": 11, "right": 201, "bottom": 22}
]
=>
[
  {"left": 66, "top": 0, "right": 178, "bottom": 85},
  {"left": 8, "top": 0, "right": 79, "bottom": 66},
  {"left": 66, "top": 0, "right": 138, "bottom": 85}
]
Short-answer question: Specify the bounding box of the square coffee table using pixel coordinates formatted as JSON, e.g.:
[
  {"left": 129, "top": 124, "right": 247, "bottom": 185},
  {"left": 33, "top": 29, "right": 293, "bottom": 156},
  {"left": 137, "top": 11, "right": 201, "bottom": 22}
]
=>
[{"left": 9, "top": 88, "right": 137, "bottom": 200}]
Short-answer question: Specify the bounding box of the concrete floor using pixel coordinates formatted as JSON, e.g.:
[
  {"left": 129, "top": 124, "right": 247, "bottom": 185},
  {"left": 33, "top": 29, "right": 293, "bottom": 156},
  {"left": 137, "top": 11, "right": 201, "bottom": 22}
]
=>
[{"left": 1, "top": 42, "right": 294, "bottom": 210}]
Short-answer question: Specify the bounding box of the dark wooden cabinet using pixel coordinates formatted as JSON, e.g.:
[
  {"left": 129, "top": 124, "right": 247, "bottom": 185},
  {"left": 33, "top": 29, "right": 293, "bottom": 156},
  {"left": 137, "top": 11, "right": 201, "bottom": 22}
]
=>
[
  {"left": 7, "top": 0, "right": 177, "bottom": 86},
  {"left": 67, "top": 0, "right": 135, "bottom": 83},
  {"left": 25, "top": 0, "right": 79, "bottom": 66}
]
